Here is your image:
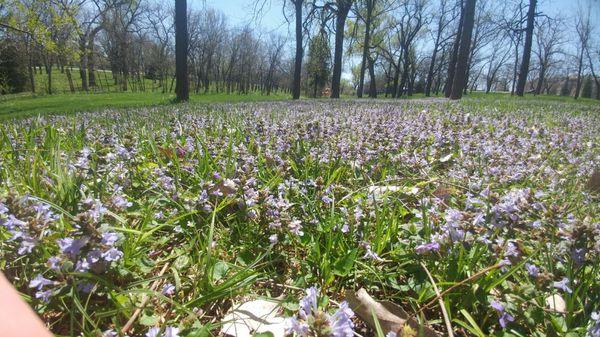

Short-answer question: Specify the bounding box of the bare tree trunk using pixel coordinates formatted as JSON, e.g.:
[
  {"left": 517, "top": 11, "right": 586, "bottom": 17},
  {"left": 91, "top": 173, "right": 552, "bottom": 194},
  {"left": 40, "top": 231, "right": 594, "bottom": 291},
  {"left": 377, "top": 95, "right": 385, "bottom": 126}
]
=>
[
  {"left": 515, "top": 0, "right": 536, "bottom": 96},
  {"left": 574, "top": 48, "right": 584, "bottom": 99},
  {"left": 449, "top": 0, "right": 476, "bottom": 100},
  {"left": 44, "top": 54, "right": 53, "bottom": 95},
  {"left": 392, "top": 54, "right": 402, "bottom": 98},
  {"left": 357, "top": 0, "right": 373, "bottom": 98},
  {"left": 27, "top": 45, "right": 35, "bottom": 93},
  {"left": 175, "top": 0, "right": 189, "bottom": 101},
  {"left": 425, "top": 2, "right": 446, "bottom": 97},
  {"left": 368, "top": 56, "right": 377, "bottom": 98},
  {"left": 445, "top": 1, "right": 464, "bottom": 98},
  {"left": 292, "top": 0, "right": 303, "bottom": 99},
  {"left": 66, "top": 68, "right": 75, "bottom": 93},
  {"left": 331, "top": 1, "right": 352, "bottom": 99},
  {"left": 535, "top": 64, "right": 545, "bottom": 95},
  {"left": 79, "top": 38, "right": 88, "bottom": 91},
  {"left": 398, "top": 55, "right": 410, "bottom": 97}
]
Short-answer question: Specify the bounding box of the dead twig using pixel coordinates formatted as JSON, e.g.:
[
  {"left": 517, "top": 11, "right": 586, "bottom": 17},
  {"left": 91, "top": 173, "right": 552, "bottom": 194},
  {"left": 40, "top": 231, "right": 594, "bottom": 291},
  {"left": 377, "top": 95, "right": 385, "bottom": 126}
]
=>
[
  {"left": 420, "top": 263, "right": 454, "bottom": 337},
  {"left": 121, "top": 262, "right": 171, "bottom": 334},
  {"left": 419, "top": 263, "right": 503, "bottom": 313}
]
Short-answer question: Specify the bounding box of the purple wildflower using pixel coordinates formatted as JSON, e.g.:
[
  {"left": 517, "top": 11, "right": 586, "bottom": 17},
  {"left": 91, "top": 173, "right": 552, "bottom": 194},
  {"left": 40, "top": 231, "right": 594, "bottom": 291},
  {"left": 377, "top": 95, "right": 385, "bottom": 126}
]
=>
[
  {"left": 57, "top": 237, "right": 87, "bottom": 256},
  {"left": 47, "top": 256, "right": 62, "bottom": 271},
  {"left": 146, "top": 327, "right": 160, "bottom": 337},
  {"left": 553, "top": 277, "right": 573, "bottom": 294},
  {"left": 285, "top": 317, "right": 309, "bottom": 336},
  {"left": 101, "top": 232, "right": 120, "bottom": 246},
  {"left": 490, "top": 300, "right": 513, "bottom": 328},
  {"left": 415, "top": 242, "right": 440, "bottom": 255},
  {"left": 504, "top": 242, "right": 519, "bottom": 257},
  {"left": 525, "top": 263, "right": 539, "bottom": 278},
  {"left": 102, "top": 247, "right": 123, "bottom": 262},
  {"left": 329, "top": 301, "right": 354, "bottom": 337},
  {"left": 571, "top": 247, "right": 586, "bottom": 265},
  {"left": 101, "top": 330, "right": 118, "bottom": 337},
  {"left": 17, "top": 236, "right": 37, "bottom": 255},
  {"left": 162, "top": 283, "right": 176, "bottom": 296},
  {"left": 77, "top": 283, "right": 95, "bottom": 293},
  {"left": 499, "top": 312, "right": 515, "bottom": 328},
  {"left": 363, "top": 245, "right": 383, "bottom": 261},
  {"left": 163, "top": 326, "right": 180, "bottom": 337},
  {"left": 35, "top": 289, "right": 54, "bottom": 302},
  {"left": 589, "top": 312, "right": 600, "bottom": 337},
  {"left": 29, "top": 274, "right": 54, "bottom": 290},
  {"left": 299, "top": 286, "right": 318, "bottom": 319}
]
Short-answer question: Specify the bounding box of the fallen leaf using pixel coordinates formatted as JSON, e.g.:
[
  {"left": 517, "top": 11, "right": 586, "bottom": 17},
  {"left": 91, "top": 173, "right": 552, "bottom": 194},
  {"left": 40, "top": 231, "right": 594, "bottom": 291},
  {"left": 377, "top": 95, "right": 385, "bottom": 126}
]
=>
[
  {"left": 545, "top": 294, "right": 566, "bottom": 314},
  {"left": 368, "top": 185, "right": 402, "bottom": 197},
  {"left": 587, "top": 168, "right": 600, "bottom": 194},
  {"left": 345, "top": 288, "right": 440, "bottom": 337},
  {"left": 220, "top": 299, "right": 286, "bottom": 337}
]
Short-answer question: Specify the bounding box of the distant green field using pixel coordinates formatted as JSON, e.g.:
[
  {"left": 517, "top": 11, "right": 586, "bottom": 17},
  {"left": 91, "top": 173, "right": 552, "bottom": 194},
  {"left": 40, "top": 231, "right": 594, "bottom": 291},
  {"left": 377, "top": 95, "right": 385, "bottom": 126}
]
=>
[
  {"left": 0, "top": 91, "right": 290, "bottom": 120},
  {"left": 2, "top": 71, "right": 597, "bottom": 120},
  {"left": 32, "top": 67, "right": 160, "bottom": 93}
]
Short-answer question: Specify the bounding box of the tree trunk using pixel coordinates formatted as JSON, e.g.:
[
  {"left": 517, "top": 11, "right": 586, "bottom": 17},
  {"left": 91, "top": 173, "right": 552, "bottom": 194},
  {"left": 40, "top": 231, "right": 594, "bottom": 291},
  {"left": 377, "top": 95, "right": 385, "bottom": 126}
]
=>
[
  {"left": 292, "top": 0, "right": 303, "bottom": 99},
  {"left": 574, "top": 48, "right": 585, "bottom": 99},
  {"left": 66, "top": 68, "right": 75, "bottom": 92},
  {"left": 398, "top": 55, "right": 410, "bottom": 97},
  {"left": 79, "top": 38, "right": 89, "bottom": 91},
  {"left": 44, "top": 55, "right": 53, "bottom": 95},
  {"left": 449, "top": 0, "right": 476, "bottom": 100},
  {"left": 357, "top": 0, "right": 373, "bottom": 98},
  {"left": 175, "top": 0, "right": 189, "bottom": 101},
  {"left": 515, "top": 0, "right": 536, "bottom": 96},
  {"left": 445, "top": 1, "right": 464, "bottom": 97},
  {"left": 392, "top": 53, "right": 402, "bottom": 98},
  {"left": 426, "top": 14, "right": 444, "bottom": 97},
  {"left": 28, "top": 48, "right": 35, "bottom": 93},
  {"left": 368, "top": 56, "right": 377, "bottom": 98},
  {"left": 331, "top": 1, "right": 352, "bottom": 99},
  {"left": 535, "top": 63, "right": 545, "bottom": 95}
]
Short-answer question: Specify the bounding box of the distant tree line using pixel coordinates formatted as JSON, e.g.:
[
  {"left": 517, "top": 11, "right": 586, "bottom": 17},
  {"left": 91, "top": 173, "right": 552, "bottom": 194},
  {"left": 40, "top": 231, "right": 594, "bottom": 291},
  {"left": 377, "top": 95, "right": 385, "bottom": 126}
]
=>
[
  {"left": 1, "top": 0, "right": 599, "bottom": 100},
  {"left": 0, "top": 0, "right": 290, "bottom": 96}
]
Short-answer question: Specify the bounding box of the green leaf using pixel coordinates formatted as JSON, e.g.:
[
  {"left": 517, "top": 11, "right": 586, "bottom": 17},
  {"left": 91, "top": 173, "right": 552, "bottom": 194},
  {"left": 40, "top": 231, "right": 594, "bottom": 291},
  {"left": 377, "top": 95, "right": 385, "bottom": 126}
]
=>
[
  {"left": 174, "top": 255, "right": 190, "bottom": 269},
  {"left": 252, "top": 333, "right": 274, "bottom": 337},
  {"left": 212, "top": 261, "right": 230, "bottom": 282},
  {"left": 139, "top": 312, "right": 159, "bottom": 326},
  {"left": 459, "top": 309, "right": 486, "bottom": 337},
  {"left": 333, "top": 249, "right": 357, "bottom": 276}
]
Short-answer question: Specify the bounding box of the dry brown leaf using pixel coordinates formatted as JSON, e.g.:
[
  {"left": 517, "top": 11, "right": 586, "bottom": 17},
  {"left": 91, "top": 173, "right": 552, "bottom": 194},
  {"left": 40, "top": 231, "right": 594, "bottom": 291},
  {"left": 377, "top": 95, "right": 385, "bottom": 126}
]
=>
[
  {"left": 345, "top": 288, "right": 440, "bottom": 337},
  {"left": 587, "top": 168, "right": 600, "bottom": 194}
]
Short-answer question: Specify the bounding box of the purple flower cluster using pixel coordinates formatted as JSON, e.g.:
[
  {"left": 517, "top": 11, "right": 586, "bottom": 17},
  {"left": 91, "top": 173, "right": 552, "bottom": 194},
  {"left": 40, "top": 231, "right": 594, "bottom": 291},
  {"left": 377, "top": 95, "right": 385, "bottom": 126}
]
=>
[
  {"left": 490, "top": 300, "right": 515, "bottom": 328},
  {"left": 286, "top": 286, "right": 355, "bottom": 337},
  {"left": 0, "top": 196, "right": 58, "bottom": 256}
]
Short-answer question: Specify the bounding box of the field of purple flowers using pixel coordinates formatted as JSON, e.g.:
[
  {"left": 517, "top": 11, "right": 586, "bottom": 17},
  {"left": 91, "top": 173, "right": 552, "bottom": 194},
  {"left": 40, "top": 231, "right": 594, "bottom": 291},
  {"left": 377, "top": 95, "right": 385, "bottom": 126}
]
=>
[{"left": 1, "top": 99, "right": 599, "bottom": 337}]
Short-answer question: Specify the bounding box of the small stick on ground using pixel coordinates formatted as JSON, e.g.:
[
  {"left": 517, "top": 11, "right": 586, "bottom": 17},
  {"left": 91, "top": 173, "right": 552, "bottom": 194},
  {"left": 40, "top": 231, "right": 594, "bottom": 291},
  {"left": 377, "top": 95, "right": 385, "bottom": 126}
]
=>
[
  {"left": 421, "top": 262, "right": 454, "bottom": 337},
  {"left": 419, "top": 263, "right": 503, "bottom": 312},
  {"left": 121, "top": 262, "right": 171, "bottom": 334}
]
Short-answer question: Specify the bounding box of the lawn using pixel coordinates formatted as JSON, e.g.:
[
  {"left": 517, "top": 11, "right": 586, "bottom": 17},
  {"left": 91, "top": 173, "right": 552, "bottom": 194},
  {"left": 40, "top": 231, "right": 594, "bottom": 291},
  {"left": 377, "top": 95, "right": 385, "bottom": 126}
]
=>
[
  {"left": 0, "top": 91, "right": 290, "bottom": 120},
  {"left": 0, "top": 96, "right": 599, "bottom": 337}
]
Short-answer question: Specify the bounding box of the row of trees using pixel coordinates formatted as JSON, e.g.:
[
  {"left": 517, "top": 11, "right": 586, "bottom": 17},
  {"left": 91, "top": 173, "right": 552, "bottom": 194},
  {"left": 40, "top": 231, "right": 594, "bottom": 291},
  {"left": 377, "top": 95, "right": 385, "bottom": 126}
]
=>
[
  {"left": 1, "top": 0, "right": 599, "bottom": 100},
  {"left": 285, "top": 0, "right": 599, "bottom": 99},
  {"left": 0, "top": 0, "right": 290, "bottom": 97}
]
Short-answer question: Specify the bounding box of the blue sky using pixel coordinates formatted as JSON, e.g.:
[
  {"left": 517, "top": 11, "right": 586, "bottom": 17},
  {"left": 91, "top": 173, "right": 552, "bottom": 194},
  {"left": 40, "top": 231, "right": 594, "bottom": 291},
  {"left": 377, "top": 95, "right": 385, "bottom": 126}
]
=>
[
  {"left": 195, "top": 0, "right": 598, "bottom": 80},
  {"left": 197, "top": 0, "right": 597, "bottom": 37}
]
